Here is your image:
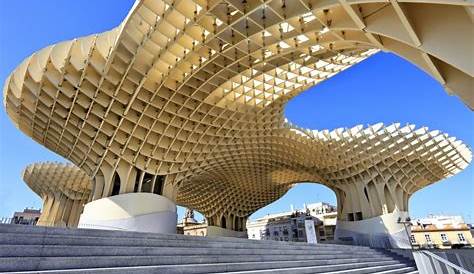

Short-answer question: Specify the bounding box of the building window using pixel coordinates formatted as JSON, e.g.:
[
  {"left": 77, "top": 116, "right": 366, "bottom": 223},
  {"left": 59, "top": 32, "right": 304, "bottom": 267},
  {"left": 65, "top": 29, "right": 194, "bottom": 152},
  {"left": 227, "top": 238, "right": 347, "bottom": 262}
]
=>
[
  {"left": 458, "top": 233, "right": 466, "bottom": 243},
  {"left": 292, "top": 229, "right": 298, "bottom": 238},
  {"left": 424, "top": 234, "right": 432, "bottom": 244},
  {"left": 347, "top": 213, "right": 354, "bottom": 221},
  {"left": 440, "top": 233, "right": 448, "bottom": 242},
  {"left": 410, "top": 235, "right": 416, "bottom": 244}
]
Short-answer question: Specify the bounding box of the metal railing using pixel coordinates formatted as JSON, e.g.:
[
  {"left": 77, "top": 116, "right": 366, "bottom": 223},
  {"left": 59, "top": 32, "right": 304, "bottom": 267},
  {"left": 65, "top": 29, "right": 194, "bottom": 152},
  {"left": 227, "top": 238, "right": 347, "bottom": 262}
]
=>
[
  {"left": 0, "top": 218, "right": 13, "bottom": 224},
  {"left": 413, "top": 250, "right": 473, "bottom": 274},
  {"left": 0, "top": 219, "right": 126, "bottom": 231},
  {"left": 0, "top": 217, "right": 38, "bottom": 225}
]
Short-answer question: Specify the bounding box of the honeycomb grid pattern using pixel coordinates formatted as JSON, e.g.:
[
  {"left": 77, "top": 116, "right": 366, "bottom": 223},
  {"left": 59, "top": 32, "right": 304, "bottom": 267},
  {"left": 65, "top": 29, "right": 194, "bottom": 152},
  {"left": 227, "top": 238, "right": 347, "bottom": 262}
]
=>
[
  {"left": 4, "top": 0, "right": 473, "bottom": 229},
  {"left": 177, "top": 122, "right": 471, "bottom": 225}
]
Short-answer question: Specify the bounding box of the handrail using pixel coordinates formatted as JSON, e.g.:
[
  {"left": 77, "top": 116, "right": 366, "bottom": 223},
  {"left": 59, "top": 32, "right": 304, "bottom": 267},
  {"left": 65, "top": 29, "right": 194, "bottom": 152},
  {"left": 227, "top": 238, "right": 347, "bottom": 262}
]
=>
[{"left": 416, "top": 250, "right": 473, "bottom": 274}]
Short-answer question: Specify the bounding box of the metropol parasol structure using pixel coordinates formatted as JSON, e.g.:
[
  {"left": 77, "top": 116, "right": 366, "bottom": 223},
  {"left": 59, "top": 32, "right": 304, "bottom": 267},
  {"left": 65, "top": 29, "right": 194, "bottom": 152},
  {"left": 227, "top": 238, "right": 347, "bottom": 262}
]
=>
[{"left": 4, "top": 0, "right": 473, "bottom": 248}]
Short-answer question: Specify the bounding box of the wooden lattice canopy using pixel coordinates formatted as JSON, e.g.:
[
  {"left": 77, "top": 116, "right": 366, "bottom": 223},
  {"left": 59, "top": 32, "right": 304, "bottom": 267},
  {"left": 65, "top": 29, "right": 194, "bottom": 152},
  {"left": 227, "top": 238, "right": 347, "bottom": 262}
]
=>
[{"left": 5, "top": 0, "right": 472, "bottom": 225}]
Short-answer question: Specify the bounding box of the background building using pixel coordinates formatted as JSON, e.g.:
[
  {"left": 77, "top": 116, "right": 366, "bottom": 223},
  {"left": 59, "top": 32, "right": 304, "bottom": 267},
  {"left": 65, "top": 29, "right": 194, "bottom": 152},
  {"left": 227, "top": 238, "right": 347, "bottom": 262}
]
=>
[
  {"left": 10, "top": 208, "right": 41, "bottom": 225},
  {"left": 177, "top": 208, "right": 242, "bottom": 238},
  {"left": 182, "top": 224, "right": 208, "bottom": 237},
  {"left": 177, "top": 208, "right": 207, "bottom": 236},
  {"left": 410, "top": 215, "right": 473, "bottom": 249},
  {"left": 246, "top": 202, "right": 337, "bottom": 242},
  {"left": 306, "top": 203, "right": 337, "bottom": 242}
]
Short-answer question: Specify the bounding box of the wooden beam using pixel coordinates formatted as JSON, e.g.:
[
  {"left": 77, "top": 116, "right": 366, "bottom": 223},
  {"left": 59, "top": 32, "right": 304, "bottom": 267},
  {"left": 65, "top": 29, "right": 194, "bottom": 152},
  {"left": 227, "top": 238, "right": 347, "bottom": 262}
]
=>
[{"left": 390, "top": 0, "right": 422, "bottom": 47}]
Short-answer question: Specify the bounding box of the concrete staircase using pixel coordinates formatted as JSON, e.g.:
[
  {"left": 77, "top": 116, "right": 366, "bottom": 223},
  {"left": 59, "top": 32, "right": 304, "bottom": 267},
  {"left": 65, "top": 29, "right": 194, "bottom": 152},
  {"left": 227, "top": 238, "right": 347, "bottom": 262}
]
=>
[{"left": 0, "top": 224, "right": 418, "bottom": 274}]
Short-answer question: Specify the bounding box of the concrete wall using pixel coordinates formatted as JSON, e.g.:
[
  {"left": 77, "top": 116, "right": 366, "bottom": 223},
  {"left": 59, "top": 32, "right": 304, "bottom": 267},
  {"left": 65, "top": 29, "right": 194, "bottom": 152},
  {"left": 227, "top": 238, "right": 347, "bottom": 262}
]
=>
[
  {"left": 335, "top": 210, "right": 411, "bottom": 249},
  {"left": 207, "top": 225, "right": 248, "bottom": 238},
  {"left": 78, "top": 192, "right": 177, "bottom": 234}
]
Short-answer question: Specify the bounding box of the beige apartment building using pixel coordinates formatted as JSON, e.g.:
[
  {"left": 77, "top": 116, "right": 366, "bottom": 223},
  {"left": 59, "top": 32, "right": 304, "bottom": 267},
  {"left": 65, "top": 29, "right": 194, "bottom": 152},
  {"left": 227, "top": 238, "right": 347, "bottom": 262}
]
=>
[{"left": 410, "top": 215, "right": 473, "bottom": 249}]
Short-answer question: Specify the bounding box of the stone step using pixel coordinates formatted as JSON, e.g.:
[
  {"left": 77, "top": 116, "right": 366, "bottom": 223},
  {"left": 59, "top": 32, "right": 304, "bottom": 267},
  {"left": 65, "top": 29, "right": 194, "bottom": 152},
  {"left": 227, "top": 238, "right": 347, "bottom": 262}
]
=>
[
  {"left": 0, "top": 224, "right": 417, "bottom": 273},
  {"left": 0, "top": 224, "right": 365, "bottom": 249},
  {"left": 371, "top": 268, "right": 419, "bottom": 274},
  {"left": 2, "top": 260, "right": 409, "bottom": 274},
  {"left": 321, "top": 266, "right": 418, "bottom": 274},
  {"left": 0, "top": 256, "right": 399, "bottom": 272},
  {"left": 0, "top": 224, "right": 282, "bottom": 244},
  {"left": 221, "top": 264, "right": 417, "bottom": 274},
  {"left": 0, "top": 244, "right": 388, "bottom": 257},
  {"left": 0, "top": 233, "right": 373, "bottom": 252}
]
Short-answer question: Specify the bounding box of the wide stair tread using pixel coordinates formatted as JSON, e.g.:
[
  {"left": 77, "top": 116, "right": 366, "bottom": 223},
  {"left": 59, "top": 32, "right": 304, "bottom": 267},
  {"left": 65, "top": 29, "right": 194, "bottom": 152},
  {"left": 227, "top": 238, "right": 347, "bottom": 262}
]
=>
[
  {"left": 0, "top": 224, "right": 417, "bottom": 273},
  {"left": 0, "top": 225, "right": 371, "bottom": 250},
  {"left": 0, "top": 244, "right": 389, "bottom": 257},
  {"left": 0, "top": 233, "right": 375, "bottom": 252},
  {"left": 0, "top": 255, "right": 397, "bottom": 272},
  {"left": 4, "top": 261, "right": 415, "bottom": 274}
]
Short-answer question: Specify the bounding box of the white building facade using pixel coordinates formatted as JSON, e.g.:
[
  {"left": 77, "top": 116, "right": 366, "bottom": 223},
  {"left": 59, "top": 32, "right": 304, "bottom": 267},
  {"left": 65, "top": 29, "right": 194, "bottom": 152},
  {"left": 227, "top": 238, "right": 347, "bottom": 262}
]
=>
[{"left": 246, "top": 202, "right": 337, "bottom": 243}]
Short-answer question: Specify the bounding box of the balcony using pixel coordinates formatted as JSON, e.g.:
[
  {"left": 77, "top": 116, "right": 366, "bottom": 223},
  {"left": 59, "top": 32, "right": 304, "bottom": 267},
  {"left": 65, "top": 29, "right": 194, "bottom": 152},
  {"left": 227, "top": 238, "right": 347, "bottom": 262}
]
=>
[
  {"left": 441, "top": 241, "right": 452, "bottom": 247},
  {"left": 420, "top": 243, "right": 438, "bottom": 249}
]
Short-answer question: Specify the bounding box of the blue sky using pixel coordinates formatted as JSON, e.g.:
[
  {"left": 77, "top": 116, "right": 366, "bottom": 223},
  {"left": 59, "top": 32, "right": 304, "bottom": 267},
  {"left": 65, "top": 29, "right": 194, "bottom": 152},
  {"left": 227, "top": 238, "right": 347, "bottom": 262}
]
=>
[{"left": 0, "top": 1, "right": 472, "bottom": 223}]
